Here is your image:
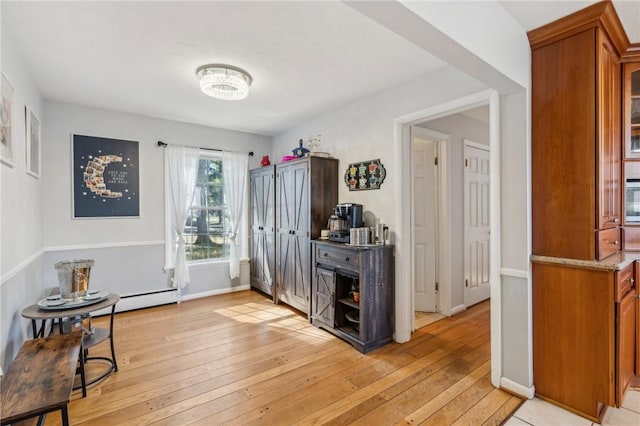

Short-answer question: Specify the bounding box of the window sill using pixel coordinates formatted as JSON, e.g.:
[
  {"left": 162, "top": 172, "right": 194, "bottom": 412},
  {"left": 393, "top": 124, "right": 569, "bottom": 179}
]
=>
[
  {"left": 164, "top": 259, "right": 228, "bottom": 272},
  {"left": 163, "top": 258, "right": 248, "bottom": 272}
]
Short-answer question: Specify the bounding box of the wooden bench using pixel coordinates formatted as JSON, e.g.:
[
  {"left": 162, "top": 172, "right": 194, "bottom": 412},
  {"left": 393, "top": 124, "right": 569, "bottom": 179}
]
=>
[{"left": 0, "top": 333, "right": 83, "bottom": 426}]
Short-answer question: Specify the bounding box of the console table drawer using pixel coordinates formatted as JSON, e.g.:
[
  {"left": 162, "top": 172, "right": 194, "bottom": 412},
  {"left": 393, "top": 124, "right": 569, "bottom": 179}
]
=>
[{"left": 316, "top": 246, "right": 359, "bottom": 271}]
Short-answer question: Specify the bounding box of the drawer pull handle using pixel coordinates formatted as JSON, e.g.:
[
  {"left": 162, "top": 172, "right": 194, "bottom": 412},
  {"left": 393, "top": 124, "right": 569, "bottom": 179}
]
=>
[
  {"left": 630, "top": 278, "right": 635, "bottom": 285},
  {"left": 613, "top": 217, "right": 620, "bottom": 223},
  {"left": 610, "top": 240, "right": 619, "bottom": 245},
  {"left": 345, "top": 257, "right": 350, "bottom": 262},
  {"left": 323, "top": 253, "right": 328, "bottom": 257}
]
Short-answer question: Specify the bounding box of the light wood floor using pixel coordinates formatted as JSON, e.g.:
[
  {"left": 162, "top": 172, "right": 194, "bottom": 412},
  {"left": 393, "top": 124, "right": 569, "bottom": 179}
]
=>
[{"left": 44, "top": 290, "right": 522, "bottom": 425}]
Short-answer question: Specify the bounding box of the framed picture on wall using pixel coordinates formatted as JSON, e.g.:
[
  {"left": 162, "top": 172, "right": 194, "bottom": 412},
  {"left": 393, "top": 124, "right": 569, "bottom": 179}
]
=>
[
  {"left": 26, "top": 107, "right": 41, "bottom": 177},
  {"left": 1, "top": 73, "right": 14, "bottom": 167},
  {"left": 72, "top": 134, "right": 140, "bottom": 218}
]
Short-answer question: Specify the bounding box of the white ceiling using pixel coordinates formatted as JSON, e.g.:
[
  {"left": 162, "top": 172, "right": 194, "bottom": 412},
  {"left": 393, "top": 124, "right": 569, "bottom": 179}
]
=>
[{"left": 2, "top": 1, "right": 639, "bottom": 137}]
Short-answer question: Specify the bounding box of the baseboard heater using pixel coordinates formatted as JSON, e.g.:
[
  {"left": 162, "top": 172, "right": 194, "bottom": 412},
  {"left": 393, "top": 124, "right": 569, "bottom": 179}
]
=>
[{"left": 92, "top": 289, "right": 178, "bottom": 316}]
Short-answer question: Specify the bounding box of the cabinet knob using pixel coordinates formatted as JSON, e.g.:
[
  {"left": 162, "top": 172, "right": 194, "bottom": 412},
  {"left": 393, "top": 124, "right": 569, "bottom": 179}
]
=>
[
  {"left": 611, "top": 240, "right": 619, "bottom": 245},
  {"left": 345, "top": 257, "right": 350, "bottom": 262},
  {"left": 630, "top": 278, "right": 635, "bottom": 285},
  {"left": 613, "top": 218, "right": 620, "bottom": 223},
  {"left": 323, "top": 253, "right": 328, "bottom": 257}
]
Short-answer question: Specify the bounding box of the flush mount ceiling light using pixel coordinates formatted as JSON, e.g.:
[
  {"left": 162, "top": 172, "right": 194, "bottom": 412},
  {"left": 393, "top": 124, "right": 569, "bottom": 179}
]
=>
[{"left": 196, "top": 64, "right": 252, "bottom": 101}]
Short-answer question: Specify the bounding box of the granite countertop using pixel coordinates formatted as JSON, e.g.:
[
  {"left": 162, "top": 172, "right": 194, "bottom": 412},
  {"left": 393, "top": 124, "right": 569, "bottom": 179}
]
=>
[{"left": 530, "top": 251, "right": 640, "bottom": 271}]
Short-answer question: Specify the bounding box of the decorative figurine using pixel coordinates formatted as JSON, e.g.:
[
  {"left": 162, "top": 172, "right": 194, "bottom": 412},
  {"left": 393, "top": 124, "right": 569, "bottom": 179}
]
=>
[
  {"left": 261, "top": 155, "right": 271, "bottom": 167},
  {"left": 292, "top": 139, "right": 309, "bottom": 158}
]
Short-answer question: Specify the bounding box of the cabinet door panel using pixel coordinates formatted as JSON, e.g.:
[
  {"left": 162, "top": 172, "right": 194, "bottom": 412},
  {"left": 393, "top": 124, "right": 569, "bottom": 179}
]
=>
[
  {"left": 313, "top": 267, "right": 335, "bottom": 327},
  {"left": 250, "top": 167, "right": 275, "bottom": 295},
  {"left": 276, "top": 161, "right": 310, "bottom": 312},
  {"left": 616, "top": 290, "right": 635, "bottom": 406},
  {"left": 597, "top": 31, "right": 621, "bottom": 230},
  {"left": 623, "top": 63, "right": 640, "bottom": 159}
]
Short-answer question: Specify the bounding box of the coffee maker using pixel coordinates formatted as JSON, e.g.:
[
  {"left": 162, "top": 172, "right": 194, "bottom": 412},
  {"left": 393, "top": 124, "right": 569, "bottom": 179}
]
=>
[{"left": 328, "top": 203, "right": 363, "bottom": 243}]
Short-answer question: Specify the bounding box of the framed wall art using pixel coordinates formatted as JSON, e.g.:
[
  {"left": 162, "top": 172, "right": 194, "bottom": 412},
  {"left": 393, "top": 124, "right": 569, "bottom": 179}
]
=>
[
  {"left": 26, "top": 107, "right": 41, "bottom": 177},
  {"left": 344, "top": 158, "right": 387, "bottom": 191},
  {"left": 72, "top": 134, "right": 140, "bottom": 218},
  {"left": 1, "top": 73, "right": 14, "bottom": 166}
]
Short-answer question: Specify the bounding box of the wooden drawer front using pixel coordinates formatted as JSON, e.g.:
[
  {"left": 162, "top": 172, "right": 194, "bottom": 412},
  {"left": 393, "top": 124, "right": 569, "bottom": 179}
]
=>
[
  {"left": 615, "top": 264, "right": 634, "bottom": 302},
  {"left": 597, "top": 227, "right": 621, "bottom": 260},
  {"left": 316, "top": 246, "right": 359, "bottom": 271}
]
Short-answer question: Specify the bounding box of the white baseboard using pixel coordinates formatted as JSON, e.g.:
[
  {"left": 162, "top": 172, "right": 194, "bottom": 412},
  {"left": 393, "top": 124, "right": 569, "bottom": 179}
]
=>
[
  {"left": 450, "top": 304, "right": 466, "bottom": 316},
  {"left": 182, "top": 285, "right": 251, "bottom": 302},
  {"left": 500, "top": 268, "right": 528, "bottom": 279},
  {"left": 500, "top": 377, "right": 535, "bottom": 399},
  {"left": 92, "top": 289, "right": 178, "bottom": 316},
  {"left": 77, "top": 285, "right": 252, "bottom": 317}
]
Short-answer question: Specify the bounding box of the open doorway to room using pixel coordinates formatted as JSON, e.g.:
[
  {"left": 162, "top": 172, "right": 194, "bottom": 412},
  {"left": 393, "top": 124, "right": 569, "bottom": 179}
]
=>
[{"left": 407, "top": 101, "right": 492, "bottom": 333}]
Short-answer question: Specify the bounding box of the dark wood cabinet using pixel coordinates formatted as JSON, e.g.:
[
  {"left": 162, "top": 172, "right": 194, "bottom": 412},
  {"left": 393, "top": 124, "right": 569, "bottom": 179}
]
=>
[
  {"left": 311, "top": 241, "right": 394, "bottom": 353},
  {"left": 249, "top": 166, "right": 276, "bottom": 296},
  {"left": 257, "top": 156, "right": 338, "bottom": 314},
  {"left": 530, "top": 2, "right": 625, "bottom": 260}
]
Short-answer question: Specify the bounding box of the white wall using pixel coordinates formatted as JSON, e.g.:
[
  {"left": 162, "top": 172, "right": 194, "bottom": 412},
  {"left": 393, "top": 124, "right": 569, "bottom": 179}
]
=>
[
  {"left": 41, "top": 101, "right": 270, "bottom": 298},
  {"left": 1, "top": 31, "right": 44, "bottom": 277},
  {"left": 0, "top": 31, "right": 46, "bottom": 372},
  {"left": 273, "top": 66, "right": 487, "bottom": 230},
  {"left": 398, "top": 0, "right": 529, "bottom": 90}
]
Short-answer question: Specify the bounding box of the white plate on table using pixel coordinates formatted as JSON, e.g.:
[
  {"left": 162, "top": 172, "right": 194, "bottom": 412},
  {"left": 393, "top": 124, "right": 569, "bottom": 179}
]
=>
[{"left": 45, "top": 299, "right": 65, "bottom": 307}]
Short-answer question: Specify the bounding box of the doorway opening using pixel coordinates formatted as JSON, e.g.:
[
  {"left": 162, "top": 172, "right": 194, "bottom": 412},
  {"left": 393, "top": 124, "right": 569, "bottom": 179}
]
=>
[{"left": 396, "top": 89, "right": 501, "bottom": 387}]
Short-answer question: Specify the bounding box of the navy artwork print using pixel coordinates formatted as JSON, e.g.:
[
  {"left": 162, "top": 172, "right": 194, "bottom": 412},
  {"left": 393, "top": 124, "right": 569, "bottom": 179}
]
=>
[{"left": 73, "top": 134, "right": 140, "bottom": 218}]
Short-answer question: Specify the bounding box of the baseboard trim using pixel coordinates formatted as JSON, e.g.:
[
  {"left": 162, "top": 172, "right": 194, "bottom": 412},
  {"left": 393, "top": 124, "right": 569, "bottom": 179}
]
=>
[
  {"left": 500, "top": 377, "right": 535, "bottom": 399},
  {"left": 500, "top": 268, "right": 528, "bottom": 279},
  {"left": 92, "top": 288, "right": 178, "bottom": 316},
  {"left": 181, "top": 285, "right": 251, "bottom": 302},
  {"left": 450, "top": 304, "right": 466, "bottom": 316}
]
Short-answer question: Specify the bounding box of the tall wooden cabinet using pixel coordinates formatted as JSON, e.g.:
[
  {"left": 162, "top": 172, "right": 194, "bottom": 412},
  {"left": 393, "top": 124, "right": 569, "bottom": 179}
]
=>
[
  {"left": 250, "top": 157, "right": 338, "bottom": 314},
  {"left": 530, "top": 2, "right": 637, "bottom": 422},
  {"left": 530, "top": 3, "right": 624, "bottom": 261},
  {"left": 249, "top": 165, "right": 276, "bottom": 296}
]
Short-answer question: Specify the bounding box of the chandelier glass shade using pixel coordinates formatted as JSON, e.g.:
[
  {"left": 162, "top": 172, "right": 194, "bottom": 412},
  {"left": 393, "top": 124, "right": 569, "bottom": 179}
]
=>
[{"left": 196, "top": 64, "right": 252, "bottom": 101}]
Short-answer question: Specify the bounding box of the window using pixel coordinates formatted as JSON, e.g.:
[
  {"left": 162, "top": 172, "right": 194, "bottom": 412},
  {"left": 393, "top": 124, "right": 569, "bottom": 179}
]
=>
[
  {"left": 184, "top": 157, "right": 230, "bottom": 261},
  {"left": 164, "top": 149, "right": 248, "bottom": 270}
]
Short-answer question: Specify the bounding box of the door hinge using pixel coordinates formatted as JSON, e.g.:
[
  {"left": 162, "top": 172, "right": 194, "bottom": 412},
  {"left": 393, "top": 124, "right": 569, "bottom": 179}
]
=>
[
  {"left": 435, "top": 282, "right": 439, "bottom": 292},
  {"left": 465, "top": 279, "right": 469, "bottom": 287},
  {"left": 464, "top": 158, "right": 468, "bottom": 167},
  {"left": 434, "top": 156, "right": 438, "bottom": 166}
]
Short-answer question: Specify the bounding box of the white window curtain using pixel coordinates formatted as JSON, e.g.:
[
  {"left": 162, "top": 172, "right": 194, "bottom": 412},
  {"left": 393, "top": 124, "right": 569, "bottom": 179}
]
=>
[
  {"left": 222, "top": 151, "right": 248, "bottom": 279},
  {"left": 165, "top": 145, "right": 200, "bottom": 289}
]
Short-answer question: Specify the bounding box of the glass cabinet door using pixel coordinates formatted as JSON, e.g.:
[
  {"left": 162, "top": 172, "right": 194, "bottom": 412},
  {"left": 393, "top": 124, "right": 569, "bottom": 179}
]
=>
[{"left": 624, "top": 63, "right": 640, "bottom": 158}]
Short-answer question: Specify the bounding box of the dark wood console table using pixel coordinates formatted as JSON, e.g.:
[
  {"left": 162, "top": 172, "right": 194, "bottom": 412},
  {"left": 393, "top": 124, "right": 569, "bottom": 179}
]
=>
[
  {"left": 22, "top": 293, "right": 120, "bottom": 391},
  {"left": 0, "top": 333, "right": 82, "bottom": 426},
  {"left": 311, "top": 241, "right": 394, "bottom": 353}
]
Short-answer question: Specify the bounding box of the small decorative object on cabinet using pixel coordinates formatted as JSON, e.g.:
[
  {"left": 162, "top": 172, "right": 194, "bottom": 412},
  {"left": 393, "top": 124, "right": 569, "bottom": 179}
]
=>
[
  {"left": 311, "top": 240, "right": 394, "bottom": 353},
  {"left": 292, "top": 139, "right": 309, "bottom": 158},
  {"left": 250, "top": 157, "right": 338, "bottom": 314},
  {"left": 260, "top": 155, "right": 270, "bottom": 167}
]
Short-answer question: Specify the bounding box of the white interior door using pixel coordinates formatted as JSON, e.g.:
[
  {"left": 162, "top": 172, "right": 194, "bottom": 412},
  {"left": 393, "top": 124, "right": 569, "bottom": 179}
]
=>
[
  {"left": 464, "top": 141, "right": 490, "bottom": 307},
  {"left": 412, "top": 135, "right": 437, "bottom": 312}
]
